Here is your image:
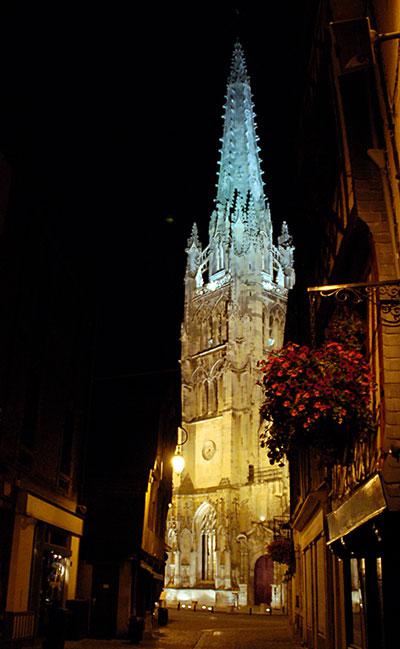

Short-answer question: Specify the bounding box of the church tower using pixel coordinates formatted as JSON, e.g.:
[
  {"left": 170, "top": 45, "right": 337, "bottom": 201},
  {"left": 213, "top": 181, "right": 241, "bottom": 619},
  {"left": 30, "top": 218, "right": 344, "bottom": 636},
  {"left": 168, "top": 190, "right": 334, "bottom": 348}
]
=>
[{"left": 164, "top": 42, "right": 295, "bottom": 609}]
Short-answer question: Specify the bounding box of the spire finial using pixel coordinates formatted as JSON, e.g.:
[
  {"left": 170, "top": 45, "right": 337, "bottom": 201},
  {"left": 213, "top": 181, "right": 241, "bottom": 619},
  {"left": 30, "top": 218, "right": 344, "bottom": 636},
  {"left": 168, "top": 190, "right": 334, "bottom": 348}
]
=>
[
  {"left": 187, "top": 222, "right": 201, "bottom": 250},
  {"left": 229, "top": 40, "right": 249, "bottom": 84}
]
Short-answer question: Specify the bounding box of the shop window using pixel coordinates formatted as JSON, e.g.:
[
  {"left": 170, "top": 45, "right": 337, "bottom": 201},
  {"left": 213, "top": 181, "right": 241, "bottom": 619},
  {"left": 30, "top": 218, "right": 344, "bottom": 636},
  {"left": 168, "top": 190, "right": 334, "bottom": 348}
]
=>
[
  {"left": 42, "top": 548, "right": 68, "bottom": 607},
  {"left": 33, "top": 524, "right": 71, "bottom": 635},
  {"left": 349, "top": 557, "right": 367, "bottom": 648}
]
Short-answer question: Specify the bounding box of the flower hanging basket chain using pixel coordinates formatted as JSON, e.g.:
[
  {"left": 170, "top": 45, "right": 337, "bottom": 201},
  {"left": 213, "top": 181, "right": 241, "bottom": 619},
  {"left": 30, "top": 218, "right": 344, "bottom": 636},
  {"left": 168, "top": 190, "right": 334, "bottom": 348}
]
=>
[{"left": 258, "top": 340, "right": 376, "bottom": 466}]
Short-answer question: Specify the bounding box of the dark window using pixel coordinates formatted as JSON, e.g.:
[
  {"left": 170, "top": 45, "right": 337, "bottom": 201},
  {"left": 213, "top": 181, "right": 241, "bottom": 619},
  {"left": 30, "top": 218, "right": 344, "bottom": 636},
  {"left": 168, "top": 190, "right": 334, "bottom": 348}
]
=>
[
  {"left": 20, "top": 365, "right": 40, "bottom": 451},
  {"left": 60, "top": 408, "right": 74, "bottom": 476}
]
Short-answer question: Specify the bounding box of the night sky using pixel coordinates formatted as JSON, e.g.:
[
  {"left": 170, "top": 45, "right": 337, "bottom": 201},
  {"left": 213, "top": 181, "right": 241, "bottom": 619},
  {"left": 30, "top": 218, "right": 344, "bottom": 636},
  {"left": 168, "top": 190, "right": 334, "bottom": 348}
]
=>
[{"left": 0, "top": 3, "right": 308, "bottom": 382}]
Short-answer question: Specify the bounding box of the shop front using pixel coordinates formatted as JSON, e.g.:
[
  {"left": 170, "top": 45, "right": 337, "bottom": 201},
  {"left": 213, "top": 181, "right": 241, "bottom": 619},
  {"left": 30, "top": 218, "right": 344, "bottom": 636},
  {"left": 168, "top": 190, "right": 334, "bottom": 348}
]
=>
[
  {"left": 327, "top": 473, "right": 400, "bottom": 649},
  {"left": 4, "top": 490, "right": 83, "bottom": 645}
]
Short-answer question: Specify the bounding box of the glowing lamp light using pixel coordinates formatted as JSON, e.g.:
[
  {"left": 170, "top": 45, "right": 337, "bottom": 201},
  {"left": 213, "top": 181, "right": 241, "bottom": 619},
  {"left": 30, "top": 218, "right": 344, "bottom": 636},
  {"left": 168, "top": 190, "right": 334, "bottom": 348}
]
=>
[
  {"left": 172, "top": 426, "right": 189, "bottom": 475},
  {"left": 172, "top": 451, "right": 185, "bottom": 475}
]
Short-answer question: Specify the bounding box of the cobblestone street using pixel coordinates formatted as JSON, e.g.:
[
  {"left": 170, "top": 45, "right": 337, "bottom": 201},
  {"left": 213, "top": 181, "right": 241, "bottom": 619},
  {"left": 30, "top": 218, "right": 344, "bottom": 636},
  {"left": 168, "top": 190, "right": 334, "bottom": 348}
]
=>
[{"left": 65, "top": 610, "right": 302, "bottom": 649}]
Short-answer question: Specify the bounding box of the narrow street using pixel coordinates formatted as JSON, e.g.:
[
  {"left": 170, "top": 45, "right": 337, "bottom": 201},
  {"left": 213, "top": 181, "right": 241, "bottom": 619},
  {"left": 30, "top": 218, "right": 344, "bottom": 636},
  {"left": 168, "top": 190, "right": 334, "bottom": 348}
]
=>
[{"left": 66, "top": 610, "right": 302, "bottom": 649}]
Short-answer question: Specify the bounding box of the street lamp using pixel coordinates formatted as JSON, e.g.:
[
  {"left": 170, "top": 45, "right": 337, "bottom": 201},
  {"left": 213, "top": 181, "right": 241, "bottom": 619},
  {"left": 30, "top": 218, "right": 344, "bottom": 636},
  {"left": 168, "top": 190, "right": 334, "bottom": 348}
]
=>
[{"left": 172, "top": 426, "right": 188, "bottom": 475}]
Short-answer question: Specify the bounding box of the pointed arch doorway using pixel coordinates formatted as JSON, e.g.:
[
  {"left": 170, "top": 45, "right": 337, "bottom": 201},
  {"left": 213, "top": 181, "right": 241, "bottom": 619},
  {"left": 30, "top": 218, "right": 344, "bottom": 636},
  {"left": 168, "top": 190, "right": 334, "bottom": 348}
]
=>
[{"left": 254, "top": 554, "right": 273, "bottom": 605}]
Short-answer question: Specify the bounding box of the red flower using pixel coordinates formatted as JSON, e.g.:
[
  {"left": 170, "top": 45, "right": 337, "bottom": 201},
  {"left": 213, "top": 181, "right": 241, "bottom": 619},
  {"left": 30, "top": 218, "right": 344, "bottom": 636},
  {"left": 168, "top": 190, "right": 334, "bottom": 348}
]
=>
[{"left": 258, "top": 334, "right": 376, "bottom": 465}]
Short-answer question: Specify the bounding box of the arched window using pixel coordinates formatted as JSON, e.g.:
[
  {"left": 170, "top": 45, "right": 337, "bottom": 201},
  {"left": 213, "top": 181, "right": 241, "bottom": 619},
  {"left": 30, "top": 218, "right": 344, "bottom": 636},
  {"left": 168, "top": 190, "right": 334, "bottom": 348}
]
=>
[
  {"left": 202, "top": 381, "right": 208, "bottom": 416},
  {"left": 262, "top": 309, "right": 267, "bottom": 346},
  {"left": 263, "top": 247, "right": 271, "bottom": 275},
  {"left": 194, "top": 503, "right": 216, "bottom": 582},
  {"left": 269, "top": 307, "right": 285, "bottom": 349},
  {"left": 217, "top": 313, "right": 222, "bottom": 344},
  {"left": 269, "top": 314, "right": 274, "bottom": 340},
  {"left": 217, "top": 242, "right": 224, "bottom": 271},
  {"left": 217, "top": 374, "right": 224, "bottom": 412},
  {"left": 211, "top": 241, "right": 224, "bottom": 276},
  {"left": 208, "top": 379, "right": 217, "bottom": 414},
  {"left": 208, "top": 316, "right": 214, "bottom": 345}
]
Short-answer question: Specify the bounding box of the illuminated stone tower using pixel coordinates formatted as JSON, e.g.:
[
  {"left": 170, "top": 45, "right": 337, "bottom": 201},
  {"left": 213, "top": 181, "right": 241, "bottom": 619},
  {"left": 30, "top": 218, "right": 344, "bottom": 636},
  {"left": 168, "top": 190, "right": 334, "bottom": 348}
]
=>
[{"left": 164, "top": 42, "right": 295, "bottom": 609}]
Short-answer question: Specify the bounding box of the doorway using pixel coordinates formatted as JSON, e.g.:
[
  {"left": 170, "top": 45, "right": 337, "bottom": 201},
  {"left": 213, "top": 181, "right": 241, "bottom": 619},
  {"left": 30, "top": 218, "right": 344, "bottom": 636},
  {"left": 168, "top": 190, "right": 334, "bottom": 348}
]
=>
[{"left": 254, "top": 554, "right": 273, "bottom": 605}]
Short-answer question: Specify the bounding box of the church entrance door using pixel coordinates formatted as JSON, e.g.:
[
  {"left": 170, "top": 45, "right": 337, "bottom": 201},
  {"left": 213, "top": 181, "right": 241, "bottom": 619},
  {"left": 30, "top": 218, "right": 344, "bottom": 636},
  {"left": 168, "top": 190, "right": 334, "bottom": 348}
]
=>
[{"left": 254, "top": 554, "right": 273, "bottom": 605}]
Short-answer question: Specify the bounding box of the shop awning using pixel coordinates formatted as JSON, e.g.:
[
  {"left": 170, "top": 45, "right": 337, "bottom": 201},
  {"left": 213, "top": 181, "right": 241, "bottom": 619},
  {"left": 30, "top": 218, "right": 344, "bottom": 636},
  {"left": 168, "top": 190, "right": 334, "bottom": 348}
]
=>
[
  {"left": 327, "top": 474, "right": 387, "bottom": 544},
  {"left": 23, "top": 492, "right": 84, "bottom": 536}
]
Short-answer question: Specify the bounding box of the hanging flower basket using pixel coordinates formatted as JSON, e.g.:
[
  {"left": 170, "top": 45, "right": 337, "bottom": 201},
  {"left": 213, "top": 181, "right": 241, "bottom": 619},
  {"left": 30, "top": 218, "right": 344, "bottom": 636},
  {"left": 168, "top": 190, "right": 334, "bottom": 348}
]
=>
[
  {"left": 258, "top": 339, "right": 376, "bottom": 466},
  {"left": 266, "top": 537, "right": 291, "bottom": 564}
]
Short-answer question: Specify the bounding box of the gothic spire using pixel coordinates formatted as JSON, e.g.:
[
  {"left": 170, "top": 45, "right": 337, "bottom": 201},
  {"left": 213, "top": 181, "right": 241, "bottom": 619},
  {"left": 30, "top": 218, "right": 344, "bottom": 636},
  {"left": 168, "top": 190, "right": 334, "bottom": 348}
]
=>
[{"left": 216, "top": 41, "right": 266, "bottom": 209}]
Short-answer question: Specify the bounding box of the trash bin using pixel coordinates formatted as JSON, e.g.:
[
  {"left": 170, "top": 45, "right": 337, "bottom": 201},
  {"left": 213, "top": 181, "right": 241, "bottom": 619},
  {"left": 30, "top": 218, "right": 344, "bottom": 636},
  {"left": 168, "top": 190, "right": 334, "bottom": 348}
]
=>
[
  {"left": 43, "top": 607, "right": 68, "bottom": 649},
  {"left": 157, "top": 607, "right": 168, "bottom": 626},
  {"left": 128, "top": 616, "right": 144, "bottom": 644}
]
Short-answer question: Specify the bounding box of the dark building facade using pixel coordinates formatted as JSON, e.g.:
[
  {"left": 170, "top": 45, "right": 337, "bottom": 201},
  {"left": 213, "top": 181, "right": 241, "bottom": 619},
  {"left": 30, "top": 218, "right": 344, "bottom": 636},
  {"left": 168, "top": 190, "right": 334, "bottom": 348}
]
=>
[
  {"left": 0, "top": 156, "right": 94, "bottom": 646},
  {"left": 80, "top": 372, "right": 178, "bottom": 638},
  {"left": 284, "top": 2, "right": 400, "bottom": 649}
]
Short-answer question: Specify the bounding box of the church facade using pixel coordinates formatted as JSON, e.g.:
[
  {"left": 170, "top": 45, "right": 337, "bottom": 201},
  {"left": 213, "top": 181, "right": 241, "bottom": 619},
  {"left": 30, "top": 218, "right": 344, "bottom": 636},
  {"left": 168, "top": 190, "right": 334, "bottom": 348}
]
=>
[{"left": 164, "top": 43, "right": 295, "bottom": 610}]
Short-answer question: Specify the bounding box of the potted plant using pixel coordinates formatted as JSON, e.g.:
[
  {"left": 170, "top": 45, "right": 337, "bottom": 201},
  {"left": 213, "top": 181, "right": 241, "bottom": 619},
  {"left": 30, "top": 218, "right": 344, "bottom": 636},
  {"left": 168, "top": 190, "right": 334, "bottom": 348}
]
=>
[
  {"left": 258, "top": 325, "right": 376, "bottom": 466},
  {"left": 266, "top": 537, "right": 291, "bottom": 565}
]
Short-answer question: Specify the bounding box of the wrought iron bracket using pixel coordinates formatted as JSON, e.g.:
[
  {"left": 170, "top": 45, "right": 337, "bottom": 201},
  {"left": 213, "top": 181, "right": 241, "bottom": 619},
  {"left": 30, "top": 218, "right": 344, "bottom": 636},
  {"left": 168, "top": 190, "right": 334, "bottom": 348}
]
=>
[{"left": 307, "top": 279, "right": 400, "bottom": 344}]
